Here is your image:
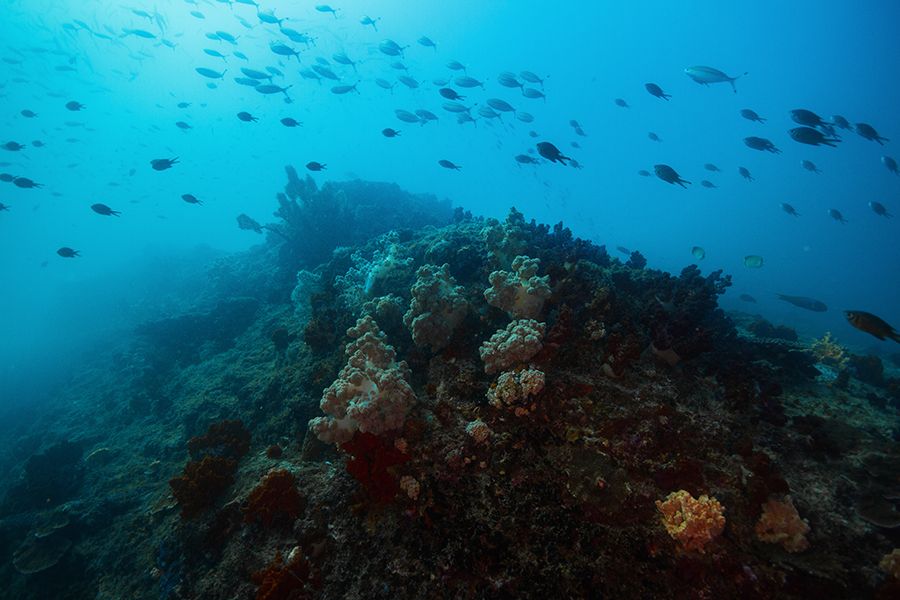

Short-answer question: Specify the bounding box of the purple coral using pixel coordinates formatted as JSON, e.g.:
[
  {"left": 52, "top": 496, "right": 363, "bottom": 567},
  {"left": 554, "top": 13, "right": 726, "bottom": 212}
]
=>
[
  {"left": 310, "top": 316, "right": 416, "bottom": 444},
  {"left": 484, "top": 255, "right": 551, "bottom": 319},
  {"left": 479, "top": 319, "right": 546, "bottom": 374},
  {"left": 403, "top": 264, "right": 469, "bottom": 351}
]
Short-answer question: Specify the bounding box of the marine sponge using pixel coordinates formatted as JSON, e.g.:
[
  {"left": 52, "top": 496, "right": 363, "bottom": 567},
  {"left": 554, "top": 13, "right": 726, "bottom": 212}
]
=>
[
  {"left": 310, "top": 316, "right": 416, "bottom": 444},
  {"left": 487, "top": 368, "right": 546, "bottom": 415},
  {"left": 403, "top": 263, "right": 468, "bottom": 351},
  {"left": 479, "top": 319, "right": 546, "bottom": 374},
  {"left": 484, "top": 255, "right": 552, "bottom": 319},
  {"left": 243, "top": 469, "right": 304, "bottom": 528},
  {"left": 754, "top": 496, "right": 810, "bottom": 553},
  {"left": 656, "top": 490, "right": 726, "bottom": 553}
]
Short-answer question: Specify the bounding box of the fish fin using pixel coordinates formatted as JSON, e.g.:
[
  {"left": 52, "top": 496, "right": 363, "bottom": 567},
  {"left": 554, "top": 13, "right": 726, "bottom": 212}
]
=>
[{"left": 890, "top": 331, "right": 900, "bottom": 343}]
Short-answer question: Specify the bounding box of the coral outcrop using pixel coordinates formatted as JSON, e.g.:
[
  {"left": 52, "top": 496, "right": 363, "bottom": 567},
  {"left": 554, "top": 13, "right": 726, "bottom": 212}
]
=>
[
  {"left": 487, "top": 367, "right": 546, "bottom": 415},
  {"left": 656, "top": 490, "right": 726, "bottom": 553},
  {"left": 479, "top": 319, "right": 546, "bottom": 374},
  {"left": 755, "top": 496, "right": 810, "bottom": 553},
  {"left": 484, "top": 255, "right": 552, "bottom": 319},
  {"left": 403, "top": 263, "right": 468, "bottom": 351}
]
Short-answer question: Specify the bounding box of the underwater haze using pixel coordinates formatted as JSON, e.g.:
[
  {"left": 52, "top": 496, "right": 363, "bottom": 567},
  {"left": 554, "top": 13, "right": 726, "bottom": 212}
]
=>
[{"left": 1, "top": 0, "right": 900, "bottom": 597}]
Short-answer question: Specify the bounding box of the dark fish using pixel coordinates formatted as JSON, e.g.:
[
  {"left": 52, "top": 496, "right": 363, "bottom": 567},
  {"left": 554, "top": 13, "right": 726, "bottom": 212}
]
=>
[
  {"left": 446, "top": 60, "right": 466, "bottom": 72},
  {"left": 281, "top": 117, "right": 302, "bottom": 128},
  {"left": 514, "top": 154, "right": 539, "bottom": 165},
  {"left": 883, "top": 156, "right": 899, "bottom": 175},
  {"left": 644, "top": 83, "right": 670, "bottom": 100},
  {"left": 332, "top": 52, "right": 357, "bottom": 71},
  {"left": 790, "top": 109, "right": 828, "bottom": 129},
  {"left": 487, "top": 98, "right": 515, "bottom": 112},
  {"left": 415, "top": 110, "right": 438, "bottom": 124},
  {"left": 516, "top": 112, "right": 534, "bottom": 123},
  {"left": 13, "top": 177, "right": 42, "bottom": 188},
  {"left": 781, "top": 202, "right": 800, "bottom": 217},
  {"left": 312, "top": 65, "right": 339, "bottom": 80},
  {"left": 744, "top": 137, "right": 781, "bottom": 153},
  {"left": 844, "top": 310, "right": 900, "bottom": 342},
  {"left": 0, "top": 173, "right": 14, "bottom": 182},
  {"left": 738, "top": 166, "right": 754, "bottom": 181},
  {"left": 704, "top": 163, "right": 720, "bottom": 172},
  {"left": 306, "top": 161, "right": 326, "bottom": 172},
  {"left": 520, "top": 71, "right": 545, "bottom": 87},
  {"left": 20, "top": 109, "right": 37, "bottom": 118},
  {"left": 869, "top": 201, "right": 891, "bottom": 218},
  {"left": 395, "top": 109, "right": 420, "bottom": 123},
  {"left": 777, "top": 294, "right": 827, "bottom": 312},
  {"left": 855, "top": 123, "right": 889, "bottom": 145},
  {"left": 234, "top": 77, "right": 261, "bottom": 87},
  {"left": 255, "top": 84, "right": 292, "bottom": 96},
  {"left": 438, "top": 159, "right": 461, "bottom": 170},
  {"left": 382, "top": 128, "right": 401, "bottom": 138},
  {"left": 439, "top": 88, "right": 464, "bottom": 100},
  {"left": 654, "top": 164, "right": 690, "bottom": 187},
  {"left": 175, "top": 121, "right": 192, "bottom": 130},
  {"left": 790, "top": 127, "right": 840, "bottom": 147},
  {"left": 798, "top": 159, "right": 820, "bottom": 174},
  {"left": 57, "top": 247, "right": 80, "bottom": 258},
  {"left": 397, "top": 76, "right": 418, "bottom": 89},
  {"left": 700, "top": 180, "right": 717, "bottom": 188},
  {"left": 614, "top": 98, "right": 629, "bottom": 108},
  {"left": 379, "top": 40, "right": 406, "bottom": 57},
  {"left": 91, "top": 203, "right": 120, "bottom": 216},
  {"left": 2, "top": 141, "right": 26, "bottom": 151},
  {"left": 215, "top": 31, "right": 238, "bottom": 44},
  {"left": 195, "top": 67, "right": 225, "bottom": 79},
  {"left": 739, "top": 108, "right": 765, "bottom": 123},
  {"left": 237, "top": 213, "right": 262, "bottom": 233},
  {"left": 497, "top": 72, "right": 522, "bottom": 89},
  {"left": 637, "top": 170, "right": 651, "bottom": 177},
  {"left": 177, "top": 102, "right": 191, "bottom": 108},
  {"left": 647, "top": 132, "right": 661, "bottom": 142},
  {"left": 827, "top": 208, "right": 847, "bottom": 223},
  {"left": 269, "top": 42, "right": 300, "bottom": 61},
  {"left": 237, "top": 111, "right": 258, "bottom": 122},
  {"left": 150, "top": 157, "right": 178, "bottom": 171},
  {"left": 536, "top": 142, "right": 570, "bottom": 165},
  {"left": 831, "top": 115, "right": 851, "bottom": 129},
  {"left": 455, "top": 76, "right": 484, "bottom": 89},
  {"left": 739, "top": 294, "right": 757, "bottom": 304},
  {"left": 181, "top": 193, "right": 202, "bottom": 204},
  {"left": 65, "top": 100, "right": 85, "bottom": 111}
]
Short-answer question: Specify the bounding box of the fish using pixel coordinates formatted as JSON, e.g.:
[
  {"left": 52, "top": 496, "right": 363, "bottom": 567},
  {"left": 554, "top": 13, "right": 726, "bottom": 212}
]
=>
[
  {"left": 270, "top": 43, "right": 300, "bottom": 61},
  {"left": 855, "top": 123, "right": 889, "bottom": 145},
  {"left": 0, "top": 202, "right": 8, "bottom": 211},
  {"left": 684, "top": 66, "right": 746, "bottom": 92},
  {"left": 360, "top": 16, "right": 379, "bottom": 31},
  {"left": 397, "top": 75, "right": 419, "bottom": 89},
  {"left": 744, "top": 137, "right": 780, "bottom": 153},
  {"left": 233, "top": 52, "right": 248, "bottom": 61},
  {"left": 281, "top": 118, "right": 302, "bottom": 128},
  {"left": 301, "top": 69, "right": 322, "bottom": 83},
  {"left": 177, "top": 102, "right": 191, "bottom": 108},
  {"left": 637, "top": 170, "right": 651, "bottom": 177},
  {"left": 382, "top": 128, "right": 401, "bottom": 138},
  {"left": 91, "top": 203, "right": 120, "bottom": 216},
  {"left": 497, "top": 73, "right": 523, "bottom": 89},
  {"left": 691, "top": 246, "right": 706, "bottom": 260},
  {"left": 704, "top": 164, "right": 720, "bottom": 172},
  {"left": 312, "top": 65, "right": 339, "bottom": 80},
  {"left": 647, "top": 132, "right": 661, "bottom": 142},
  {"left": 282, "top": 29, "right": 314, "bottom": 46},
  {"left": 653, "top": 164, "right": 690, "bottom": 187},
  {"left": 2, "top": 142, "right": 26, "bottom": 151},
  {"left": 455, "top": 76, "right": 484, "bottom": 89},
  {"left": 234, "top": 77, "right": 261, "bottom": 87},
  {"left": 203, "top": 49, "right": 227, "bottom": 61},
  {"left": 844, "top": 311, "right": 900, "bottom": 342},
  {"left": 614, "top": 98, "right": 629, "bottom": 108},
  {"left": 395, "top": 109, "right": 420, "bottom": 123},
  {"left": 20, "top": 109, "right": 37, "bottom": 118},
  {"left": 438, "top": 160, "right": 461, "bottom": 171},
  {"left": 415, "top": 110, "right": 438, "bottom": 124},
  {"left": 869, "top": 201, "right": 891, "bottom": 218},
  {"left": 0, "top": 173, "right": 14, "bottom": 182},
  {"left": 522, "top": 88, "right": 545, "bottom": 100},
  {"left": 257, "top": 10, "right": 285, "bottom": 26},
  {"left": 700, "top": 180, "right": 717, "bottom": 188},
  {"left": 175, "top": 121, "right": 192, "bottom": 130},
  {"left": 375, "top": 78, "right": 394, "bottom": 91},
  {"left": 379, "top": 40, "right": 406, "bottom": 57},
  {"left": 418, "top": 36, "right": 437, "bottom": 50},
  {"left": 237, "top": 111, "right": 258, "bottom": 122},
  {"left": 446, "top": 60, "right": 466, "bottom": 72},
  {"left": 332, "top": 52, "right": 357, "bottom": 71},
  {"left": 13, "top": 177, "right": 42, "bottom": 188},
  {"left": 331, "top": 84, "right": 359, "bottom": 95},
  {"left": 537, "top": 142, "right": 570, "bottom": 165},
  {"left": 57, "top": 247, "right": 80, "bottom": 258},
  {"left": 65, "top": 101, "right": 85, "bottom": 111},
  {"left": 781, "top": 203, "right": 800, "bottom": 217},
  {"left": 801, "top": 160, "right": 821, "bottom": 174},
  {"left": 790, "top": 109, "right": 828, "bottom": 128},
  {"left": 883, "top": 156, "right": 899, "bottom": 175},
  {"left": 777, "top": 294, "right": 827, "bottom": 312},
  {"left": 827, "top": 208, "right": 847, "bottom": 223},
  {"left": 738, "top": 166, "right": 754, "bottom": 181},
  {"left": 831, "top": 115, "right": 851, "bottom": 129},
  {"left": 315, "top": 5, "right": 339, "bottom": 18},
  {"left": 740, "top": 108, "right": 765, "bottom": 123},
  {"left": 439, "top": 88, "right": 465, "bottom": 100},
  {"left": 306, "top": 162, "right": 326, "bottom": 172},
  {"left": 122, "top": 28, "right": 156, "bottom": 39},
  {"left": 739, "top": 294, "right": 757, "bottom": 304},
  {"left": 790, "top": 127, "right": 840, "bottom": 147},
  {"left": 520, "top": 71, "right": 545, "bottom": 87},
  {"left": 150, "top": 157, "right": 178, "bottom": 171},
  {"left": 487, "top": 99, "right": 515, "bottom": 112},
  {"left": 181, "top": 194, "right": 202, "bottom": 205},
  {"left": 743, "top": 255, "right": 764, "bottom": 268},
  {"left": 516, "top": 112, "right": 534, "bottom": 123},
  {"left": 255, "top": 84, "right": 292, "bottom": 96},
  {"left": 215, "top": 31, "right": 238, "bottom": 44},
  {"left": 390, "top": 61, "right": 408, "bottom": 72},
  {"left": 195, "top": 67, "right": 225, "bottom": 79},
  {"left": 514, "top": 154, "right": 539, "bottom": 165},
  {"left": 644, "top": 83, "right": 670, "bottom": 100},
  {"left": 237, "top": 214, "right": 263, "bottom": 233},
  {"left": 241, "top": 68, "right": 271, "bottom": 80}
]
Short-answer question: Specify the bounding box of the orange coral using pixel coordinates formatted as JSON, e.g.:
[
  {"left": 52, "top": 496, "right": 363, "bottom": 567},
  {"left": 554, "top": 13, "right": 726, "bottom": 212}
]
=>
[
  {"left": 755, "top": 496, "right": 810, "bottom": 553},
  {"left": 656, "top": 490, "right": 725, "bottom": 553},
  {"left": 243, "top": 469, "right": 304, "bottom": 528}
]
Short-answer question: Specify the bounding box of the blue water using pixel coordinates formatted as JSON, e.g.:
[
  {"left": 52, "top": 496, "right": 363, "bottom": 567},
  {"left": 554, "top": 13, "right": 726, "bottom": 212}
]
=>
[{"left": 1, "top": 0, "right": 898, "bottom": 404}]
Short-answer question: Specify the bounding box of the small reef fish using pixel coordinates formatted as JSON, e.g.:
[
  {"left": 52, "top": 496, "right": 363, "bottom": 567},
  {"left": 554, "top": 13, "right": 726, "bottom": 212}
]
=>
[
  {"left": 777, "top": 294, "right": 827, "bottom": 312},
  {"left": 654, "top": 164, "right": 690, "bottom": 187},
  {"left": 645, "top": 83, "right": 670, "bottom": 100},
  {"left": 91, "top": 203, "right": 120, "bottom": 216},
  {"left": 536, "top": 142, "right": 570, "bottom": 165},
  {"left": 438, "top": 159, "right": 461, "bottom": 171},
  {"left": 743, "top": 255, "right": 764, "bottom": 268},
  {"left": 57, "top": 247, "right": 80, "bottom": 257}
]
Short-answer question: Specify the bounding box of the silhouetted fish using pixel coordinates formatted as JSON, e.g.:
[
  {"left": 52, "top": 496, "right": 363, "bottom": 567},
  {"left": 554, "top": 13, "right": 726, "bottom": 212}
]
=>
[{"left": 777, "top": 294, "right": 827, "bottom": 312}]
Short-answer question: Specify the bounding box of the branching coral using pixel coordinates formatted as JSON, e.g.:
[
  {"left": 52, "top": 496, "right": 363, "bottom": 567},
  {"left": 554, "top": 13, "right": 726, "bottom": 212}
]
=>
[
  {"left": 754, "top": 496, "right": 810, "bottom": 553},
  {"left": 484, "top": 255, "right": 552, "bottom": 319},
  {"left": 656, "top": 490, "right": 726, "bottom": 553},
  {"left": 479, "top": 319, "right": 546, "bottom": 374},
  {"left": 309, "top": 316, "right": 416, "bottom": 444},
  {"left": 487, "top": 368, "right": 546, "bottom": 415},
  {"left": 403, "top": 263, "right": 468, "bottom": 351}
]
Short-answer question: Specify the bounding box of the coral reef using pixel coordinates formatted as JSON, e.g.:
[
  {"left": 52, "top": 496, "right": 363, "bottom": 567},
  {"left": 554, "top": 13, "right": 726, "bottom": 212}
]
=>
[
  {"left": 403, "top": 263, "right": 468, "bottom": 351},
  {"left": 309, "top": 316, "right": 416, "bottom": 444},
  {"left": 810, "top": 331, "right": 849, "bottom": 368},
  {"left": 484, "top": 255, "right": 552, "bottom": 319},
  {"left": 341, "top": 432, "right": 410, "bottom": 503},
  {"left": 487, "top": 367, "right": 546, "bottom": 415},
  {"left": 243, "top": 469, "right": 304, "bottom": 528},
  {"left": 656, "top": 490, "right": 726, "bottom": 553},
  {"left": 252, "top": 547, "right": 318, "bottom": 600},
  {"left": 169, "top": 456, "right": 237, "bottom": 518},
  {"left": 479, "top": 319, "right": 546, "bottom": 374},
  {"left": 755, "top": 496, "right": 810, "bottom": 553}
]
